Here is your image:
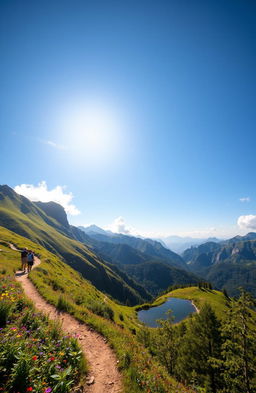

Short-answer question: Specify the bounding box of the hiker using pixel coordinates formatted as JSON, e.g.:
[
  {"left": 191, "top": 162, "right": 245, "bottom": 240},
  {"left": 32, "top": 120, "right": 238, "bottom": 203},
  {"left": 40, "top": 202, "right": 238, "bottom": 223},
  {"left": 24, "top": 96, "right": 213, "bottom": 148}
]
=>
[
  {"left": 27, "top": 250, "right": 34, "bottom": 273},
  {"left": 21, "top": 248, "right": 28, "bottom": 272}
]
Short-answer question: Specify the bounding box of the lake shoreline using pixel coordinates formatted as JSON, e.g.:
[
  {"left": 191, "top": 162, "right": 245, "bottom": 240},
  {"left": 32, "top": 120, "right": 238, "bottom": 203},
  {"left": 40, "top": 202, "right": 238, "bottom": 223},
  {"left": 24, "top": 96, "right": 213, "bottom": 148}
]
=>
[
  {"left": 138, "top": 297, "right": 198, "bottom": 327},
  {"left": 191, "top": 300, "right": 200, "bottom": 313}
]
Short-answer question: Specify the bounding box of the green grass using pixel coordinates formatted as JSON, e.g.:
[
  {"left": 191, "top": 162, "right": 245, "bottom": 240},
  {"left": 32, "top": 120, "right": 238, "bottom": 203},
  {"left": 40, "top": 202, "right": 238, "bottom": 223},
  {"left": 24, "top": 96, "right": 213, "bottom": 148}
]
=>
[{"left": 0, "top": 226, "right": 196, "bottom": 393}]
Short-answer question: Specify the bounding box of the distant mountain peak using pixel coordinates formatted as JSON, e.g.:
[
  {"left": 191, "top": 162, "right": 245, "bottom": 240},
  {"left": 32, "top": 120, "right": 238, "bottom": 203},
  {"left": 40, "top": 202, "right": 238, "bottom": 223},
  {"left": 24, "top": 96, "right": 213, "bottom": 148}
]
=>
[{"left": 79, "top": 224, "right": 109, "bottom": 235}]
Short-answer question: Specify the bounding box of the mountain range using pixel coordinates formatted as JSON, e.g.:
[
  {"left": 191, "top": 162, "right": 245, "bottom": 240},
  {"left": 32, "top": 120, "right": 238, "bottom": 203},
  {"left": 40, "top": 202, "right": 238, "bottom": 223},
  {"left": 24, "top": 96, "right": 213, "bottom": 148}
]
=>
[
  {"left": 0, "top": 185, "right": 198, "bottom": 300},
  {"left": 80, "top": 225, "right": 256, "bottom": 297},
  {"left": 1, "top": 184, "right": 256, "bottom": 298},
  {"left": 183, "top": 234, "right": 256, "bottom": 296},
  {"left": 79, "top": 225, "right": 199, "bottom": 295}
]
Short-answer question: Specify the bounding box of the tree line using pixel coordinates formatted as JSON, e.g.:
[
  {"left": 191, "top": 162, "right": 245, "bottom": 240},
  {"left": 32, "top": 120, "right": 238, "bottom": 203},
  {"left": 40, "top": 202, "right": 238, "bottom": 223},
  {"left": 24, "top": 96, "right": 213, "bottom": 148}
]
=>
[{"left": 138, "top": 290, "right": 256, "bottom": 393}]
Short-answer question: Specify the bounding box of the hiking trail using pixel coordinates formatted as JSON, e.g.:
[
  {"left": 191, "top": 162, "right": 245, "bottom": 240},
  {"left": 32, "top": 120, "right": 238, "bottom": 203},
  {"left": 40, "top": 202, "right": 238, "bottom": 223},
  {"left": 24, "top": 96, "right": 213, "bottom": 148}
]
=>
[{"left": 12, "top": 245, "right": 123, "bottom": 393}]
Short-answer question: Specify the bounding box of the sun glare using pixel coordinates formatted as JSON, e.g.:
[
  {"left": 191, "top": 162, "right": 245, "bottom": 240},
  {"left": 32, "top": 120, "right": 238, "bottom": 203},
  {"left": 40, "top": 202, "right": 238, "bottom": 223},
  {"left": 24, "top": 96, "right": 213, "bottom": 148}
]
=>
[{"left": 59, "top": 101, "right": 124, "bottom": 166}]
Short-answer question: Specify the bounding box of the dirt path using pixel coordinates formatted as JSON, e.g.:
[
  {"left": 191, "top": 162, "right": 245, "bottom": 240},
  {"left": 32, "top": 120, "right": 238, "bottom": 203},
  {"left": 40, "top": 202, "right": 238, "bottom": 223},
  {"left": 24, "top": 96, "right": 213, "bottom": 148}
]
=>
[{"left": 14, "top": 249, "right": 123, "bottom": 393}]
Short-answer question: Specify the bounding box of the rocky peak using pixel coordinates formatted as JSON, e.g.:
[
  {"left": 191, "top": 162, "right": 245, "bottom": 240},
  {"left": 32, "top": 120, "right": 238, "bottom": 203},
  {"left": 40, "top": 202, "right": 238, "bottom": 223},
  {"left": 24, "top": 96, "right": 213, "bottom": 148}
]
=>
[{"left": 34, "top": 201, "right": 69, "bottom": 228}]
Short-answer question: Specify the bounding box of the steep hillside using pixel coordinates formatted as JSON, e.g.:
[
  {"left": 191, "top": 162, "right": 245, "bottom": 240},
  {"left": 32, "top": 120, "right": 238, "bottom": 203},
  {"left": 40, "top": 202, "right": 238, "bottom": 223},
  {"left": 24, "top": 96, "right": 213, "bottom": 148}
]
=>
[
  {"left": 121, "top": 261, "right": 200, "bottom": 296},
  {"left": 0, "top": 185, "right": 151, "bottom": 305},
  {"left": 183, "top": 241, "right": 222, "bottom": 274},
  {"left": 84, "top": 233, "right": 200, "bottom": 295},
  {"left": 91, "top": 240, "right": 148, "bottom": 265}
]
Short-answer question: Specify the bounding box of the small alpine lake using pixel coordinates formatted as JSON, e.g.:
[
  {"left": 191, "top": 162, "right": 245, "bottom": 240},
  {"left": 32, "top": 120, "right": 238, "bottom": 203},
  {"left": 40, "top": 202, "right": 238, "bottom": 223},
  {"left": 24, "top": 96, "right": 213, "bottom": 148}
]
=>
[{"left": 137, "top": 297, "right": 197, "bottom": 327}]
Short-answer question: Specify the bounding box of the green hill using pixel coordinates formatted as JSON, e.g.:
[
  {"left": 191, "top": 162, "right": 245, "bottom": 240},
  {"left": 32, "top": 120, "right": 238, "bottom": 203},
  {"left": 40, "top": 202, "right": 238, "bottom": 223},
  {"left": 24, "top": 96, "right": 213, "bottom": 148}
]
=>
[{"left": 0, "top": 185, "right": 151, "bottom": 305}]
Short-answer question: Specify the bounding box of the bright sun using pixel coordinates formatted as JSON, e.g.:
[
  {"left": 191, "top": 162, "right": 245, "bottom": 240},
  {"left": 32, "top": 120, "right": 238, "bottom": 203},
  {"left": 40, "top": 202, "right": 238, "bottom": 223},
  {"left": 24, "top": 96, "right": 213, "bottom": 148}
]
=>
[{"left": 60, "top": 102, "right": 123, "bottom": 165}]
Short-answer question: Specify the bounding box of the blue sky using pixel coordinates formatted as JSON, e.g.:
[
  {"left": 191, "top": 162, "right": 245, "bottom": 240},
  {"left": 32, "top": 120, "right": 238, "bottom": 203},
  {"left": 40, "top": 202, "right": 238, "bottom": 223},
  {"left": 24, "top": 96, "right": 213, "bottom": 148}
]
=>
[{"left": 1, "top": 0, "right": 256, "bottom": 238}]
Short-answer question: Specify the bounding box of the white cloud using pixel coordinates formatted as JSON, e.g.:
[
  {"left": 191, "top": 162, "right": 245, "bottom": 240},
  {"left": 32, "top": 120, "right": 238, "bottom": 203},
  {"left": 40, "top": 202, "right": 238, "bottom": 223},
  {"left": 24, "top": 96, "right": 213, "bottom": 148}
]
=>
[
  {"left": 239, "top": 197, "right": 250, "bottom": 202},
  {"left": 14, "top": 181, "right": 80, "bottom": 216},
  {"left": 106, "top": 216, "right": 137, "bottom": 235},
  {"left": 39, "top": 139, "right": 67, "bottom": 150},
  {"left": 237, "top": 214, "right": 256, "bottom": 230}
]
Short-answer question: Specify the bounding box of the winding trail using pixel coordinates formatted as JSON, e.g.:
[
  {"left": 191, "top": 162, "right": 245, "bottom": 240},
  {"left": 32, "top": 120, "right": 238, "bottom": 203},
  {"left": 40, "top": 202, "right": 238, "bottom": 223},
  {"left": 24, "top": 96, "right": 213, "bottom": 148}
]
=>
[{"left": 13, "top": 248, "right": 123, "bottom": 393}]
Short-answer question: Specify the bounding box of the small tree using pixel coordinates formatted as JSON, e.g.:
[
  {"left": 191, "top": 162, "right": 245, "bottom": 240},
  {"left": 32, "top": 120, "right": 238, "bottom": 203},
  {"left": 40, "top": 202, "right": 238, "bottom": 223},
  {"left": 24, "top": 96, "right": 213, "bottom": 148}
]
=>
[
  {"left": 152, "top": 311, "right": 178, "bottom": 374},
  {"left": 221, "top": 289, "right": 256, "bottom": 393},
  {"left": 175, "top": 303, "right": 222, "bottom": 393}
]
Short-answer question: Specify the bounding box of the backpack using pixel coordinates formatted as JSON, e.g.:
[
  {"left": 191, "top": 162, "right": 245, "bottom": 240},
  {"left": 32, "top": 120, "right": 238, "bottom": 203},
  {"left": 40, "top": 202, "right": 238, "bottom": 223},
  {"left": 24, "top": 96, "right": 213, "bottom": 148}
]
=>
[{"left": 27, "top": 253, "right": 34, "bottom": 262}]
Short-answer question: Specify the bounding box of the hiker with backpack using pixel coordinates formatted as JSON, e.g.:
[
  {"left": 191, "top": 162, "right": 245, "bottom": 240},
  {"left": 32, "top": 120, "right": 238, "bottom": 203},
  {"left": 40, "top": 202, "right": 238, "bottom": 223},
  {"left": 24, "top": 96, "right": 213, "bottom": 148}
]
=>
[
  {"left": 27, "top": 250, "right": 34, "bottom": 273},
  {"left": 21, "top": 248, "right": 28, "bottom": 272}
]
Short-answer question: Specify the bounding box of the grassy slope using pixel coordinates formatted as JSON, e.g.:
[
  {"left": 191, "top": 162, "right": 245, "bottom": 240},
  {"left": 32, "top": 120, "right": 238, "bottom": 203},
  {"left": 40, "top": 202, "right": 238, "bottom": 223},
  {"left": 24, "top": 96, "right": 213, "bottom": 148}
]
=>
[
  {"left": 0, "top": 248, "right": 86, "bottom": 392},
  {"left": 0, "top": 226, "right": 195, "bottom": 393},
  {"left": 0, "top": 188, "right": 150, "bottom": 305}
]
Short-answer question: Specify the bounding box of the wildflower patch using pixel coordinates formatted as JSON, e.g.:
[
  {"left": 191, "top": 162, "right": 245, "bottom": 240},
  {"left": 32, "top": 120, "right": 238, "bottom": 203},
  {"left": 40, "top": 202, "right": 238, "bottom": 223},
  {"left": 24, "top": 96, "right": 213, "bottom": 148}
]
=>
[{"left": 0, "top": 273, "right": 86, "bottom": 393}]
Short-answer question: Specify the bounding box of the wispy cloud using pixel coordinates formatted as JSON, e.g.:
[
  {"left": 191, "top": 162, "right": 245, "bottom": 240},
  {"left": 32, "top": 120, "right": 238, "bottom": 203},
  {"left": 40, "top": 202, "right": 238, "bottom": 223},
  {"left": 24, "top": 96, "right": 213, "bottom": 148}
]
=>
[
  {"left": 39, "top": 139, "right": 67, "bottom": 150},
  {"left": 237, "top": 214, "right": 256, "bottom": 230},
  {"left": 14, "top": 181, "right": 80, "bottom": 216},
  {"left": 239, "top": 197, "right": 251, "bottom": 202}
]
